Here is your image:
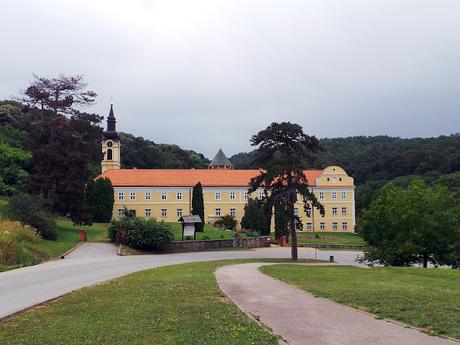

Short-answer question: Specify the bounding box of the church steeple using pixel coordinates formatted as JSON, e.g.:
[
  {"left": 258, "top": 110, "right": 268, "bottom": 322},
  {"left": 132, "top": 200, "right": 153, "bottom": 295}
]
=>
[
  {"left": 101, "top": 103, "right": 121, "bottom": 173},
  {"left": 107, "top": 103, "right": 117, "bottom": 132}
]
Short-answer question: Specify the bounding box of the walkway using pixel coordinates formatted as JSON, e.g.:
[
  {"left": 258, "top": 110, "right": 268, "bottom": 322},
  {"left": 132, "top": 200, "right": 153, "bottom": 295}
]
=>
[
  {"left": 0, "top": 247, "right": 361, "bottom": 319},
  {"left": 216, "top": 263, "right": 457, "bottom": 345},
  {"left": 65, "top": 243, "right": 119, "bottom": 258}
]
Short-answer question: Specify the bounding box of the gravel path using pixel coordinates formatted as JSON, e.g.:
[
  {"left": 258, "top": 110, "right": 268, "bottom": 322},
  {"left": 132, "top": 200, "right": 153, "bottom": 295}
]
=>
[{"left": 216, "top": 263, "right": 458, "bottom": 345}]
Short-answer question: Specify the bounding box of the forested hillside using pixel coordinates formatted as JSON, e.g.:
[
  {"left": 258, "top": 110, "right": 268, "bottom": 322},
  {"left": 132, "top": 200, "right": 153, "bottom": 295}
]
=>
[{"left": 230, "top": 135, "right": 460, "bottom": 213}]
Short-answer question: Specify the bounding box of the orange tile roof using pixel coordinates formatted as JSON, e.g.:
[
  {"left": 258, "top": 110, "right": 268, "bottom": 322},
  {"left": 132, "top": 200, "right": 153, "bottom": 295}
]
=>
[{"left": 100, "top": 169, "right": 323, "bottom": 187}]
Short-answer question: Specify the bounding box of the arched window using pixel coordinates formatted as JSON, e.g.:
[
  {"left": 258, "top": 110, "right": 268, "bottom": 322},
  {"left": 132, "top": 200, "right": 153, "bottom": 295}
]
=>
[{"left": 107, "top": 149, "right": 113, "bottom": 160}]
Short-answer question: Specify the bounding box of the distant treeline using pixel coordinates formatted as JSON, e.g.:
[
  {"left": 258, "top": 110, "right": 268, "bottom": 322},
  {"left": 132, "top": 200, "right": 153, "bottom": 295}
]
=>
[{"left": 230, "top": 135, "right": 460, "bottom": 213}]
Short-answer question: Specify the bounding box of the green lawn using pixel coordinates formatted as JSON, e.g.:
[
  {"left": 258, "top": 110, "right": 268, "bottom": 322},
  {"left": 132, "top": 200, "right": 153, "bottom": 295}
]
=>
[
  {"left": 167, "top": 222, "right": 237, "bottom": 241},
  {"left": 0, "top": 260, "right": 294, "bottom": 345},
  {"left": 28, "top": 219, "right": 108, "bottom": 258},
  {"left": 271, "top": 232, "right": 365, "bottom": 246},
  {"left": 260, "top": 265, "right": 460, "bottom": 339}
]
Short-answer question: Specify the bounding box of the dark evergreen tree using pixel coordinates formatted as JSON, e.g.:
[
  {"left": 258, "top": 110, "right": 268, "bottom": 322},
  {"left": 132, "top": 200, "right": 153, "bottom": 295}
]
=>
[
  {"left": 191, "top": 182, "right": 205, "bottom": 232},
  {"left": 249, "top": 122, "right": 324, "bottom": 260},
  {"left": 241, "top": 197, "right": 272, "bottom": 235},
  {"left": 85, "top": 177, "right": 114, "bottom": 223},
  {"left": 274, "top": 201, "right": 290, "bottom": 240}
]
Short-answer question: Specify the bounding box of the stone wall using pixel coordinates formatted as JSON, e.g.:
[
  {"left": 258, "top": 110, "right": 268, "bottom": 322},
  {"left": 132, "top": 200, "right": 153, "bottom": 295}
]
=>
[{"left": 165, "top": 236, "right": 270, "bottom": 251}]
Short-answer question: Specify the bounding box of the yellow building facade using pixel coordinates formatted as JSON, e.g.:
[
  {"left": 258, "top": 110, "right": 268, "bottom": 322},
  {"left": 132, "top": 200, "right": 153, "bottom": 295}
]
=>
[{"left": 100, "top": 106, "right": 355, "bottom": 232}]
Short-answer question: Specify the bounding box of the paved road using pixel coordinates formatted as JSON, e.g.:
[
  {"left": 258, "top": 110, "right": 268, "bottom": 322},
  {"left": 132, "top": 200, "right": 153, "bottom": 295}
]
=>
[
  {"left": 65, "top": 243, "right": 119, "bottom": 258},
  {"left": 216, "top": 263, "right": 457, "bottom": 345},
  {"left": 0, "top": 247, "right": 362, "bottom": 319}
]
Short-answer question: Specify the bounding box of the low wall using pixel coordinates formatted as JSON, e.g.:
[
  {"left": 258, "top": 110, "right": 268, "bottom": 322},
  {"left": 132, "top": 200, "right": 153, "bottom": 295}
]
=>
[{"left": 165, "top": 236, "right": 270, "bottom": 251}]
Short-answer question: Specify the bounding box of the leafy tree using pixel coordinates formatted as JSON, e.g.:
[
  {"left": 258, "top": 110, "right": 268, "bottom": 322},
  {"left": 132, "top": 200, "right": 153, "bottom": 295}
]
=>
[
  {"left": 19, "top": 74, "right": 97, "bottom": 116},
  {"left": 6, "top": 193, "right": 57, "bottom": 240},
  {"left": 357, "top": 179, "right": 460, "bottom": 268},
  {"left": 0, "top": 142, "right": 31, "bottom": 196},
  {"left": 191, "top": 182, "right": 205, "bottom": 232},
  {"left": 85, "top": 177, "right": 114, "bottom": 222},
  {"left": 240, "top": 198, "right": 272, "bottom": 236},
  {"left": 249, "top": 122, "right": 324, "bottom": 260},
  {"left": 436, "top": 172, "right": 460, "bottom": 200}
]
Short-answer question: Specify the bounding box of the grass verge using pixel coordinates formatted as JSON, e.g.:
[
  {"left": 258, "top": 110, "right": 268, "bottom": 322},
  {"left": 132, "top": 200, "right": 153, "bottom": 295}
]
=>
[
  {"left": 0, "top": 219, "right": 109, "bottom": 271},
  {"left": 260, "top": 265, "right": 460, "bottom": 339},
  {"left": 0, "top": 260, "right": 324, "bottom": 345},
  {"left": 167, "top": 222, "right": 242, "bottom": 241},
  {"left": 271, "top": 232, "right": 365, "bottom": 246}
]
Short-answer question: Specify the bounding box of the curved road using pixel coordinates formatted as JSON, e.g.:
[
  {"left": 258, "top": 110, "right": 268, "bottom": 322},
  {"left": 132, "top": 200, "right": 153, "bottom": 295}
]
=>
[{"left": 0, "top": 247, "right": 361, "bottom": 319}]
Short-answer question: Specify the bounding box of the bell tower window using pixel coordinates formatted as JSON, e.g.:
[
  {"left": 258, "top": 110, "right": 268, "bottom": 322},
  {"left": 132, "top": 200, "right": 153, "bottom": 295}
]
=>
[{"left": 107, "top": 148, "right": 113, "bottom": 160}]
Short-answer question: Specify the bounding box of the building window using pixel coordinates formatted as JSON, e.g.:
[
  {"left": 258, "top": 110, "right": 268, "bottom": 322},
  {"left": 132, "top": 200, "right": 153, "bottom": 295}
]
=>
[
  {"left": 332, "top": 192, "right": 337, "bottom": 199},
  {"left": 215, "top": 208, "right": 221, "bottom": 216},
  {"left": 230, "top": 192, "right": 236, "bottom": 200},
  {"left": 176, "top": 192, "right": 183, "bottom": 200},
  {"left": 118, "top": 192, "right": 124, "bottom": 201},
  {"left": 258, "top": 191, "right": 264, "bottom": 200},
  {"left": 332, "top": 207, "right": 338, "bottom": 215},
  {"left": 342, "top": 207, "right": 347, "bottom": 216},
  {"left": 306, "top": 209, "right": 312, "bottom": 217},
  {"left": 161, "top": 208, "right": 167, "bottom": 217},
  {"left": 230, "top": 208, "right": 236, "bottom": 216},
  {"left": 293, "top": 208, "right": 299, "bottom": 216},
  {"left": 215, "top": 192, "right": 221, "bottom": 200},
  {"left": 320, "top": 222, "right": 325, "bottom": 230},
  {"left": 341, "top": 192, "right": 347, "bottom": 199},
  {"left": 342, "top": 222, "right": 348, "bottom": 231},
  {"left": 176, "top": 208, "right": 183, "bottom": 217},
  {"left": 306, "top": 223, "right": 312, "bottom": 231},
  {"left": 332, "top": 222, "right": 338, "bottom": 230},
  {"left": 319, "top": 192, "right": 324, "bottom": 199},
  {"left": 145, "top": 192, "right": 151, "bottom": 200},
  {"left": 107, "top": 148, "right": 112, "bottom": 160},
  {"left": 130, "top": 192, "right": 136, "bottom": 200},
  {"left": 145, "top": 209, "right": 151, "bottom": 218},
  {"left": 118, "top": 208, "right": 124, "bottom": 218},
  {"left": 244, "top": 192, "right": 249, "bottom": 200},
  {"left": 161, "top": 192, "right": 167, "bottom": 200}
]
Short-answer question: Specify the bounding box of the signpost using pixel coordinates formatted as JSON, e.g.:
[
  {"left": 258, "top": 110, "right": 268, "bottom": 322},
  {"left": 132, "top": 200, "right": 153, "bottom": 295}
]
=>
[{"left": 179, "top": 215, "right": 202, "bottom": 240}]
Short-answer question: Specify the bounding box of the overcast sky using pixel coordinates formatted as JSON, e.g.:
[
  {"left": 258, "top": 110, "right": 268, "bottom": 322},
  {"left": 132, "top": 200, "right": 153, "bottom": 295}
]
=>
[{"left": 1, "top": 1, "right": 459, "bottom": 158}]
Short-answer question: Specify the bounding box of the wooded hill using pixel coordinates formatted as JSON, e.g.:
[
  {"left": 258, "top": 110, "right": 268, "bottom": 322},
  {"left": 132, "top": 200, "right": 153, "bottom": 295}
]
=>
[{"left": 230, "top": 135, "right": 460, "bottom": 213}]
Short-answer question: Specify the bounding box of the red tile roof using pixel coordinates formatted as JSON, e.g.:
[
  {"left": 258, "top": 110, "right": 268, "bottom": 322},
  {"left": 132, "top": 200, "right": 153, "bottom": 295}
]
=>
[{"left": 100, "top": 169, "right": 323, "bottom": 187}]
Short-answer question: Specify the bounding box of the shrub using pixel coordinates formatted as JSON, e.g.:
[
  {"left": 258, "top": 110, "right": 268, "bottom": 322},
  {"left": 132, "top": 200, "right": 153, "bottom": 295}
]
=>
[
  {"left": 108, "top": 216, "right": 174, "bottom": 250},
  {"left": 85, "top": 177, "right": 114, "bottom": 223},
  {"left": 0, "top": 220, "right": 41, "bottom": 267},
  {"left": 214, "top": 215, "right": 237, "bottom": 230},
  {"left": 6, "top": 193, "right": 57, "bottom": 240}
]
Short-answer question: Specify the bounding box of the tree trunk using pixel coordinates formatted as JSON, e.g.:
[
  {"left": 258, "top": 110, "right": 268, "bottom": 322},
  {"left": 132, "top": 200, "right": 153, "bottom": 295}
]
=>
[
  {"left": 290, "top": 219, "right": 298, "bottom": 261},
  {"left": 423, "top": 254, "right": 428, "bottom": 268}
]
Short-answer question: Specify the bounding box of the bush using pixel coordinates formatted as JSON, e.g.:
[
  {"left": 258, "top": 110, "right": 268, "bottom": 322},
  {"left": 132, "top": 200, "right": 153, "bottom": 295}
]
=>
[
  {"left": 6, "top": 193, "right": 57, "bottom": 240},
  {"left": 108, "top": 216, "right": 174, "bottom": 250},
  {"left": 214, "top": 215, "right": 237, "bottom": 230}
]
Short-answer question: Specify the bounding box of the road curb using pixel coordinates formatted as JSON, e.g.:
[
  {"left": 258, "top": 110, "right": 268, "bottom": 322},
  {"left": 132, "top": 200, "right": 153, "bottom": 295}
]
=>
[{"left": 60, "top": 241, "right": 84, "bottom": 259}]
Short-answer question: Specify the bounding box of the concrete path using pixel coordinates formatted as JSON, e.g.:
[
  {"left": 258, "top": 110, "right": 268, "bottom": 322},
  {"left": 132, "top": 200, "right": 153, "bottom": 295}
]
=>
[
  {"left": 216, "top": 263, "right": 458, "bottom": 345},
  {"left": 65, "top": 243, "right": 118, "bottom": 258},
  {"left": 0, "top": 247, "right": 361, "bottom": 319}
]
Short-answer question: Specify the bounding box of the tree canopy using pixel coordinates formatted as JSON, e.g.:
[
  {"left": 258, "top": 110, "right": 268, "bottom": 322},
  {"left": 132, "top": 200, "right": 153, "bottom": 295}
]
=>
[{"left": 357, "top": 179, "right": 460, "bottom": 268}]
